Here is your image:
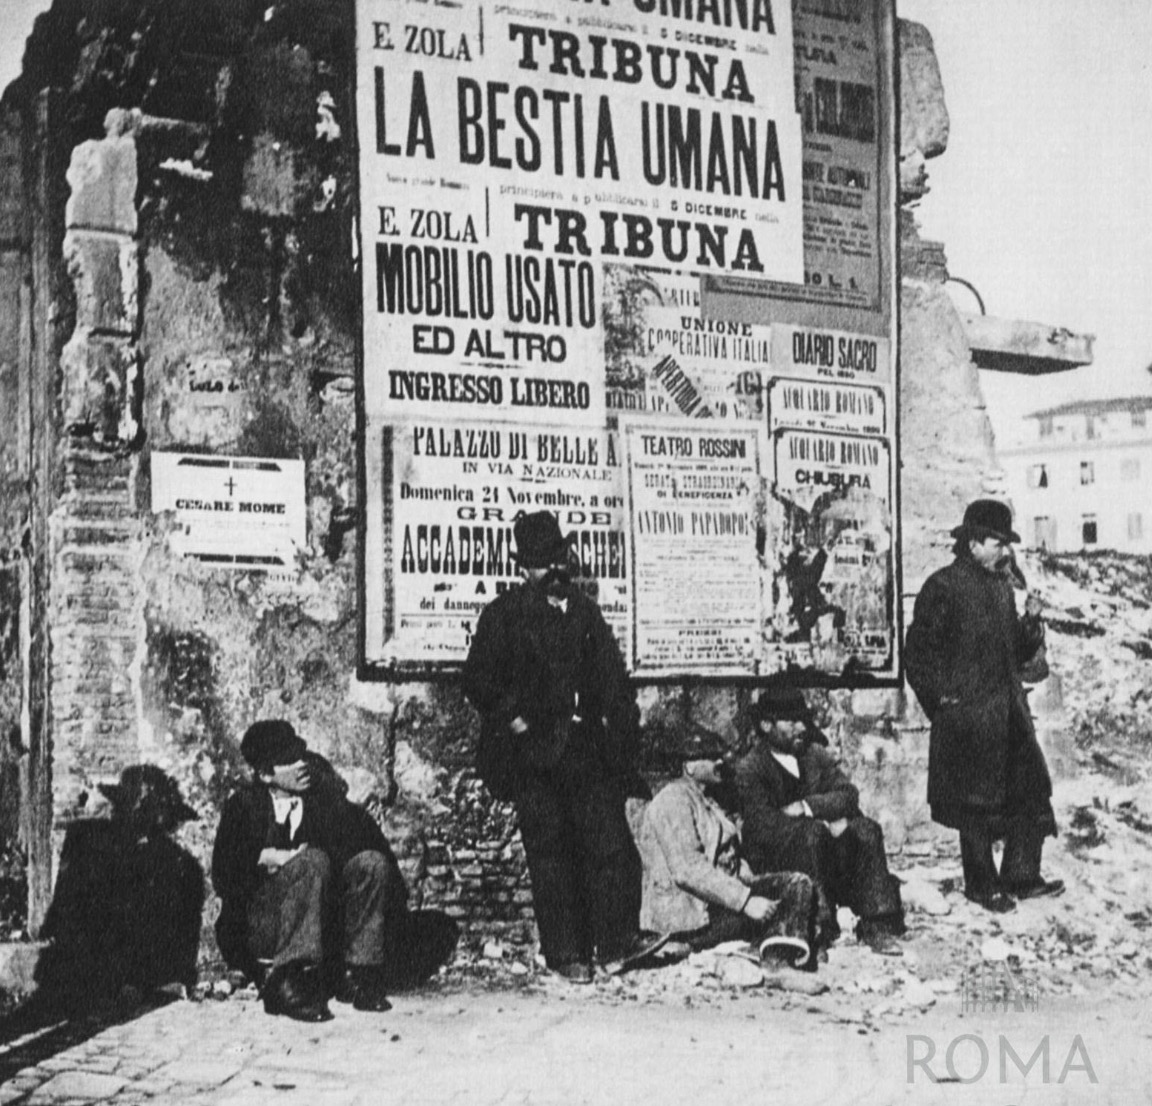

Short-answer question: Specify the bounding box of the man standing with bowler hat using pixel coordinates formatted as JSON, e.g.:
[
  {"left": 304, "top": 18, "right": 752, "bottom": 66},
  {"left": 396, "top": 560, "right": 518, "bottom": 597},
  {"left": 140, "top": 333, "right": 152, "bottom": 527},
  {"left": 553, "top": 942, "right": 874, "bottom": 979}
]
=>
[
  {"left": 212, "top": 721, "right": 407, "bottom": 1020},
  {"left": 463, "top": 510, "right": 662, "bottom": 982},
  {"left": 905, "top": 499, "right": 1064, "bottom": 913}
]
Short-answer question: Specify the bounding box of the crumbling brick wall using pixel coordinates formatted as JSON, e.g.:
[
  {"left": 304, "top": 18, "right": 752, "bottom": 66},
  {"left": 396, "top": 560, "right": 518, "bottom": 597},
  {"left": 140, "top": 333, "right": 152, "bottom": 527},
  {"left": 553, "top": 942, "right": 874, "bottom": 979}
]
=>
[{"left": 1, "top": 2, "right": 1006, "bottom": 960}]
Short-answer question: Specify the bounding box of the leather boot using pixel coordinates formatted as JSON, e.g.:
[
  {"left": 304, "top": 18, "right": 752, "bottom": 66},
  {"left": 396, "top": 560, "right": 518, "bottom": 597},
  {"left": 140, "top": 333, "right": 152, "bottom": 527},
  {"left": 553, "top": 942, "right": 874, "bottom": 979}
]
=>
[{"left": 262, "top": 962, "right": 333, "bottom": 1022}]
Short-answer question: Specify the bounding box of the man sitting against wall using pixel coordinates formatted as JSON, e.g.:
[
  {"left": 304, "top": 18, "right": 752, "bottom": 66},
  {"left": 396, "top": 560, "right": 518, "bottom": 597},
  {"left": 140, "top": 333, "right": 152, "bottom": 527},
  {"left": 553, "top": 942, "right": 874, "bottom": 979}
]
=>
[
  {"left": 636, "top": 730, "right": 824, "bottom": 983},
  {"left": 212, "top": 721, "right": 408, "bottom": 1021},
  {"left": 727, "top": 687, "right": 906, "bottom": 956}
]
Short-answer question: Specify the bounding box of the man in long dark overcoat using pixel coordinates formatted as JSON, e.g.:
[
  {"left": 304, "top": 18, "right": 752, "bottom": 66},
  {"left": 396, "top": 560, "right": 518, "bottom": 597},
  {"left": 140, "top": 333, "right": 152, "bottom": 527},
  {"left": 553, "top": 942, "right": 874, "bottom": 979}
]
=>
[
  {"left": 463, "top": 511, "right": 659, "bottom": 982},
  {"left": 904, "top": 499, "right": 1064, "bottom": 912}
]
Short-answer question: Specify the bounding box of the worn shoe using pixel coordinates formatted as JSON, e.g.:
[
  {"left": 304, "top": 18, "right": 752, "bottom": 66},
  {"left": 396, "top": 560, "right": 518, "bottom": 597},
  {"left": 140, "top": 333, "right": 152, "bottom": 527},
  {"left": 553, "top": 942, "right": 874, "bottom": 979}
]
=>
[
  {"left": 964, "top": 890, "right": 1016, "bottom": 914},
  {"left": 1006, "top": 879, "right": 1065, "bottom": 901},
  {"left": 262, "top": 963, "right": 333, "bottom": 1022},
  {"left": 552, "top": 961, "right": 594, "bottom": 984},
  {"left": 334, "top": 966, "right": 392, "bottom": 1012},
  {"left": 600, "top": 933, "right": 671, "bottom": 976},
  {"left": 856, "top": 918, "right": 904, "bottom": 957},
  {"left": 758, "top": 935, "right": 812, "bottom": 971}
]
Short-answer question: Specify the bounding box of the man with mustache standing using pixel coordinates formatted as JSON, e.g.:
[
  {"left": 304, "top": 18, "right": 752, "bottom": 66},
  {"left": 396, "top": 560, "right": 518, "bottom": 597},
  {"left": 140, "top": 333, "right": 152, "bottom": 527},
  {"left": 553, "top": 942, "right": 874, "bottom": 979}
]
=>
[
  {"left": 464, "top": 511, "right": 661, "bottom": 982},
  {"left": 904, "top": 499, "right": 1064, "bottom": 913}
]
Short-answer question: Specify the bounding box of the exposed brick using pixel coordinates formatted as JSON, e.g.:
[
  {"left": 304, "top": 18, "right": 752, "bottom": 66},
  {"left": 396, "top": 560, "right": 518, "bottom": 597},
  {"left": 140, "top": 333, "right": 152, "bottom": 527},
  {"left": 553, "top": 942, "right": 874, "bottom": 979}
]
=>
[{"left": 60, "top": 335, "right": 138, "bottom": 443}]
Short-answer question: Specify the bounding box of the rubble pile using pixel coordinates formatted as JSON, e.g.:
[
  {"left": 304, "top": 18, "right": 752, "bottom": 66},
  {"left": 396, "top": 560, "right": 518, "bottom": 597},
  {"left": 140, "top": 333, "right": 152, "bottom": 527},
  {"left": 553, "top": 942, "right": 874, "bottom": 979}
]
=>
[{"left": 1030, "top": 550, "right": 1152, "bottom": 757}]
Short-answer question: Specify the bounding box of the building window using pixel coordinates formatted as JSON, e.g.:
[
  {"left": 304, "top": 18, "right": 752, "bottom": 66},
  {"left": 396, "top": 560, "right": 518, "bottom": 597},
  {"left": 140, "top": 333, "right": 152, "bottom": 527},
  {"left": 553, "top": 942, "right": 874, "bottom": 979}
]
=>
[
  {"left": 1121, "top": 458, "right": 1140, "bottom": 481},
  {"left": 1133, "top": 409, "right": 1147, "bottom": 429},
  {"left": 1080, "top": 461, "right": 1095, "bottom": 485},
  {"left": 1038, "top": 416, "right": 1054, "bottom": 438},
  {"left": 1082, "top": 516, "right": 1098, "bottom": 545},
  {"left": 1027, "top": 464, "right": 1049, "bottom": 489},
  {"left": 1085, "top": 416, "right": 1097, "bottom": 440},
  {"left": 1032, "top": 517, "right": 1056, "bottom": 551},
  {"left": 1129, "top": 513, "right": 1144, "bottom": 541}
]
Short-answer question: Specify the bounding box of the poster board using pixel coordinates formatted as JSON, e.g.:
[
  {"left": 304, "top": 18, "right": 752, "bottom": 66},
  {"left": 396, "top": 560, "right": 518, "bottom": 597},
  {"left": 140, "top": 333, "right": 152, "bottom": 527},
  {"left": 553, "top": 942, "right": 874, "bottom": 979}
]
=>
[{"left": 357, "top": 0, "right": 899, "bottom": 684}]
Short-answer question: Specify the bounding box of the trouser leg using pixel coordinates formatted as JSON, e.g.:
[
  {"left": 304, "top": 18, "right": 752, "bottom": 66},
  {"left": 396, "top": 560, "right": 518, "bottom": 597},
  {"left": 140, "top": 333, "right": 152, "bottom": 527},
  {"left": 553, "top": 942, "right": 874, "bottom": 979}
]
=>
[
  {"left": 680, "top": 873, "right": 817, "bottom": 955},
  {"left": 748, "top": 871, "right": 818, "bottom": 949},
  {"left": 744, "top": 815, "right": 837, "bottom": 939},
  {"left": 959, "top": 829, "right": 999, "bottom": 896},
  {"left": 682, "top": 911, "right": 748, "bottom": 952},
  {"left": 831, "top": 817, "right": 903, "bottom": 924},
  {"left": 568, "top": 774, "right": 642, "bottom": 962},
  {"left": 516, "top": 778, "right": 589, "bottom": 967},
  {"left": 999, "top": 823, "right": 1044, "bottom": 886},
  {"left": 247, "top": 847, "right": 330, "bottom": 972},
  {"left": 342, "top": 851, "right": 405, "bottom": 968}
]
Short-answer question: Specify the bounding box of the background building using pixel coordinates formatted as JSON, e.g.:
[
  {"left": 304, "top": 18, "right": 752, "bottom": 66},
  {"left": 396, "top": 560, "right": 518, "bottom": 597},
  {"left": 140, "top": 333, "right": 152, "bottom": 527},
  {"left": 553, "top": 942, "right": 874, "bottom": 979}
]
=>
[{"left": 1000, "top": 396, "right": 1152, "bottom": 553}]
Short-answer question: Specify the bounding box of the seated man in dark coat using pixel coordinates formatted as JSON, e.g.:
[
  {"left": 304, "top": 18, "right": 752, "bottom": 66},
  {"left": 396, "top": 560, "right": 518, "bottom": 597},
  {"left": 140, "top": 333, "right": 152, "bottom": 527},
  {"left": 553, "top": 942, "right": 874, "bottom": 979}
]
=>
[
  {"left": 728, "top": 688, "right": 905, "bottom": 956},
  {"left": 212, "top": 720, "right": 407, "bottom": 1021},
  {"left": 637, "top": 731, "right": 822, "bottom": 982}
]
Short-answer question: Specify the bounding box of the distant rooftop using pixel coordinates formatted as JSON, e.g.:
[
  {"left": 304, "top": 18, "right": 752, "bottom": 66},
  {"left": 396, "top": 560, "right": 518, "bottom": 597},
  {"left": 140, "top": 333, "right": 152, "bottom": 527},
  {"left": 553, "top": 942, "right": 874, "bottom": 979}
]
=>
[{"left": 1025, "top": 396, "right": 1152, "bottom": 420}]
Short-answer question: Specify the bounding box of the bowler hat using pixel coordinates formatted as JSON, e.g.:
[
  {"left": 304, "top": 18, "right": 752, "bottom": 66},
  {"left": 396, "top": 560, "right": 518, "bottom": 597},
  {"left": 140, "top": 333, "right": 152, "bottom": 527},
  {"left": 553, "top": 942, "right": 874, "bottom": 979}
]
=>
[
  {"left": 512, "top": 511, "right": 575, "bottom": 568},
  {"left": 751, "top": 687, "right": 828, "bottom": 746},
  {"left": 752, "top": 686, "right": 812, "bottom": 724},
  {"left": 950, "top": 499, "right": 1020, "bottom": 544},
  {"left": 240, "top": 719, "right": 308, "bottom": 770}
]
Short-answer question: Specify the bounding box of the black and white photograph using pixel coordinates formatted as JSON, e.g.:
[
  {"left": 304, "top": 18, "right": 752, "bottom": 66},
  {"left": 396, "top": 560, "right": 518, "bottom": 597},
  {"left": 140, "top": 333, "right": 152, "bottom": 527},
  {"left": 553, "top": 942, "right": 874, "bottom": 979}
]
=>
[{"left": 0, "top": 0, "right": 1149, "bottom": 1101}]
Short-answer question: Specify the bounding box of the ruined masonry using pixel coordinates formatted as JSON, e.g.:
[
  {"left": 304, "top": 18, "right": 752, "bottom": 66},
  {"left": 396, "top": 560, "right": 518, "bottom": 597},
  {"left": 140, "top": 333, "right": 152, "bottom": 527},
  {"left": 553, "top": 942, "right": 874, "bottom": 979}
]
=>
[{"left": 0, "top": 1, "right": 1043, "bottom": 970}]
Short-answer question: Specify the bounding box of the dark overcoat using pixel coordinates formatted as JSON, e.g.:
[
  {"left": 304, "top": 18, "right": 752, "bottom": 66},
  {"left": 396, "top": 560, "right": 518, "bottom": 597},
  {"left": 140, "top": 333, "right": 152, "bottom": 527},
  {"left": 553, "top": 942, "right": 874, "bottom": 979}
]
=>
[
  {"left": 212, "top": 752, "right": 405, "bottom": 972},
  {"left": 461, "top": 583, "right": 639, "bottom": 801},
  {"left": 904, "top": 555, "right": 1052, "bottom": 831}
]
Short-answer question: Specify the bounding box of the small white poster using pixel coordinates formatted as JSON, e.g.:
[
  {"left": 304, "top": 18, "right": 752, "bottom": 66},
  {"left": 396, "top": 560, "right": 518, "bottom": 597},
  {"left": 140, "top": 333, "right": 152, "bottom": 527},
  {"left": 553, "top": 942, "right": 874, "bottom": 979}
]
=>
[{"left": 151, "top": 453, "right": 307, "bottom": 568}]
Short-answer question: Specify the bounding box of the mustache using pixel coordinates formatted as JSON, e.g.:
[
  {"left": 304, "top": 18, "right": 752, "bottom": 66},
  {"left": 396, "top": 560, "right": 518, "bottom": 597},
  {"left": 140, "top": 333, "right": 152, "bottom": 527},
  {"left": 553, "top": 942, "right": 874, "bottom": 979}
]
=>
[{"left": 541, "top": 567, "right": 571, "bottom": 589}]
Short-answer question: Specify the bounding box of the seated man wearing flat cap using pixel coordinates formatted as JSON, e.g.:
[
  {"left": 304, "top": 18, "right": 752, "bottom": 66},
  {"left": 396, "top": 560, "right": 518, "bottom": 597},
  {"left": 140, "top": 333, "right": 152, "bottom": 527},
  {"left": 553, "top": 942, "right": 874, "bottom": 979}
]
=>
[
  {"left": 212, "top": 721, "right": 406, "bottom": 1021},
  {"left": 728, "top": 688, "right": 905, "bottom": 956},
  {"left": 637, "top": 730, "right": 822, "bottom": 981}
]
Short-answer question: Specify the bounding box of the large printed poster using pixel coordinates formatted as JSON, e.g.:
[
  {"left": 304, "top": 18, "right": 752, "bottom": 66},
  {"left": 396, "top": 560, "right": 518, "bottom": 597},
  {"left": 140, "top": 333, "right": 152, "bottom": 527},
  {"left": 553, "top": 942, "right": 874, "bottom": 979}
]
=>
[
  {"left": 359, "top": 0, "right": 804, "bottom": 425},
  {"left": 382, "top": 420, "right": 629, "bottom": 664},
  {"left": 624, "top": 421, "right": 763, "bottom": 676},
  {"left": 359, "top": 0, "right": 899, "bottom": 683}
]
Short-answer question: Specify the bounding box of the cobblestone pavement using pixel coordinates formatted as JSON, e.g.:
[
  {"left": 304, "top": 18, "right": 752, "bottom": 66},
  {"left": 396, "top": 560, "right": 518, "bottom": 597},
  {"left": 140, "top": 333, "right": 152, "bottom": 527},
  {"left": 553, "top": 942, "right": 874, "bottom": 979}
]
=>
[{"left": 1, "top": 974, "right": 1147, "bottom": 1106}]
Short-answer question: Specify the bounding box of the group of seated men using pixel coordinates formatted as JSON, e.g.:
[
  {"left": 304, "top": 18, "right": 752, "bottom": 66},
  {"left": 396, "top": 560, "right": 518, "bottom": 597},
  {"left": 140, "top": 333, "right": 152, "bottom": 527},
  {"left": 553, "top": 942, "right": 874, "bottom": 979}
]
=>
[
  {"left": 638, "top": 686, "right": 904, "bottom": 979},
  {"left": 211, "top": 687, "right": 904, "bottom": 1021}
]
